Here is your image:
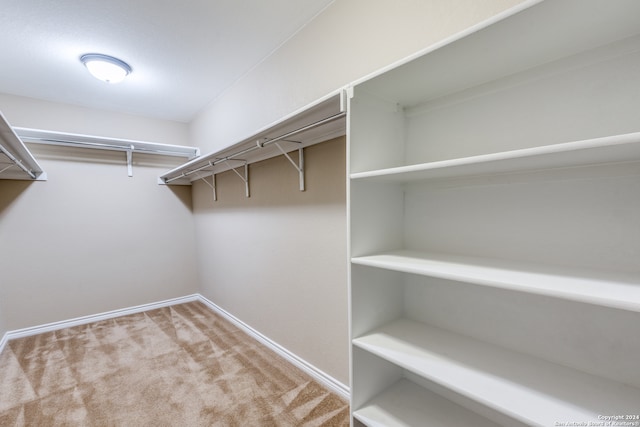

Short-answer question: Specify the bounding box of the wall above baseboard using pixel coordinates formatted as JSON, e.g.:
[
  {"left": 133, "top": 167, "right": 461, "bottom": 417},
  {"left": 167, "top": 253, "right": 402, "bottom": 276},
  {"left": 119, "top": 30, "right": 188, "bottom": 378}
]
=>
[
  {"left": 1, "top": 294, "right": 200, "bottom": 344},
  {"left": 196, "top": 294, "right": 349, "bottom": 399}
]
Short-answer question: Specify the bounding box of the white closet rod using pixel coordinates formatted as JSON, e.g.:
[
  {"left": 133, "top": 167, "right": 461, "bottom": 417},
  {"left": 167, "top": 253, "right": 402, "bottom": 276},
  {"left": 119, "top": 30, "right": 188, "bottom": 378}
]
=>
[
  {"left": 0, "top": 144, "right": 37, "bottom": 179},
  {"left": 257, "top": 111, "right": 346, "bottom": 148},
  {"left": 163, "top": 111, "right": 346, "bottom": 184}
]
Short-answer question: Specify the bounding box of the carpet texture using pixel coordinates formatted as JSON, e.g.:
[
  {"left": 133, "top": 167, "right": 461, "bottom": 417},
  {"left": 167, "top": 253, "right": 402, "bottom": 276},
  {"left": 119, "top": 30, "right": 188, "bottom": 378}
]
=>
[{"left": 0, "top": 301, "right": 349, "bottom": 426}]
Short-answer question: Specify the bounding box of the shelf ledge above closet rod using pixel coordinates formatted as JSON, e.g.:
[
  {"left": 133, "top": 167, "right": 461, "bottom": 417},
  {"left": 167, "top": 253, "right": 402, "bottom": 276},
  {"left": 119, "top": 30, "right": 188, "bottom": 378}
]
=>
[
  {"left": 0, "top": 111, "right": 46, "bottom": 181},
  {"left": 159, "top": 90, "right": 346, "bottom": 186},
  {"left": 14, "top": 127, "right": 200, "bottom": 159}
]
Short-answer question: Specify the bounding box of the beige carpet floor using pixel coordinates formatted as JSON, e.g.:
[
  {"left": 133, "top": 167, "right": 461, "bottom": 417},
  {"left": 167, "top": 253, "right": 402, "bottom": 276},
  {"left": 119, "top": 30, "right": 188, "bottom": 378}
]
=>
[{"left": 0, "top": 301, "right": 349, "bottom": 426}]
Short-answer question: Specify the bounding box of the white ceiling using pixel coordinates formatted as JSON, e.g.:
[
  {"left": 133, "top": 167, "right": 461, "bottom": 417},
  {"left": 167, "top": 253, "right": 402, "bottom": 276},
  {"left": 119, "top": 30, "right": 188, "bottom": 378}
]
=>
[{"left": 0, "top": 0, "right": 334, "bottom": 123}]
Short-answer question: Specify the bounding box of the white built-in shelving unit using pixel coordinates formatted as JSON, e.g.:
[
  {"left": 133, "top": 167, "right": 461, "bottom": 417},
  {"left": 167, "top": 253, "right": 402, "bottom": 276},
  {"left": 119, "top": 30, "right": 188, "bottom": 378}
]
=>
[{"left": 348, "top": 0, "right": 640, "bottom": 425}]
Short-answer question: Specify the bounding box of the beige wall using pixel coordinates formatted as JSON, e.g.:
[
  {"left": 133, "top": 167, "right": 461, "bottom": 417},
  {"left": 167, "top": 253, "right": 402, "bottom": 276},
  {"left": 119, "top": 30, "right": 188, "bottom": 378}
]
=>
[
  {"left": 0, "top": 149, "right": 199, "bottom": 330},
  {"left": 0, "top": 97, "right": 199, "bottom": 331},
  {"left": 194, "top": 137, "right": 348, "bottom": 384}
]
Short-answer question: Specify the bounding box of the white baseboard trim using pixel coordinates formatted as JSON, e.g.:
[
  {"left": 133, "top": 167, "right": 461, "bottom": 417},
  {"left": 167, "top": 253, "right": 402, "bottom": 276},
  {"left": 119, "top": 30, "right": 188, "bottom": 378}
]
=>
[
  {"left": 1, "top": 294, "right": 200, "bottom": 345},
  {"left": 0, "top": 293, "right": 350, "bottom": 401},
  {"left": 0, "top": 332, "right": 8, "bottom": 354},
  {"left": 195, "top": 294, "right": 350, "bottom": 400}
]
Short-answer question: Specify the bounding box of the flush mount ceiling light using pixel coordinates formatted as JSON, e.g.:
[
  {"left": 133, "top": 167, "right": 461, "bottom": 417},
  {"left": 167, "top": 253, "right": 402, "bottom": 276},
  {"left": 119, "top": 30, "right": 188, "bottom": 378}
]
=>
[{"left": 80, "top": 53, "right": 132, "bottom": 84}]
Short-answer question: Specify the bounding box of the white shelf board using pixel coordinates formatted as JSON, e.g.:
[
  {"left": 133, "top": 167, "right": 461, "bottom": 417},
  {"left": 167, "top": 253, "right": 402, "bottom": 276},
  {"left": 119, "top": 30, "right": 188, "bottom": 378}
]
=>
[
  {"left": 160, "top": 91, "right": 345, "bottom": 185},
  {"left": 354, "top": 0, "right": 640, "bottom": 109},
  {"left": 351, "top": 250, "right": 640, "bottom": 313},
  {"left": 353, "top": 319, "right": 640, "bottom": 426},
  {"left": 350, "top": 132, "right": 640, "bottom": 183},
  {"left": 15, "top": 127, "right": 199, "bottom": 158},
  {"left": 0, "top": 111, "right": 45, "bottom": 180},
  {"left": 353, "top": 378, "right": 500, "bottom": 427}
]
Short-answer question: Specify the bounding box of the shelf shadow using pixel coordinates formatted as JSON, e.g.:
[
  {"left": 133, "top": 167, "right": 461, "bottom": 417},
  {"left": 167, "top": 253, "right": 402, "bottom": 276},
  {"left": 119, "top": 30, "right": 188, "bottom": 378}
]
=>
[{"left": 0, "top": 180, "right": 35, "bottom": 215}]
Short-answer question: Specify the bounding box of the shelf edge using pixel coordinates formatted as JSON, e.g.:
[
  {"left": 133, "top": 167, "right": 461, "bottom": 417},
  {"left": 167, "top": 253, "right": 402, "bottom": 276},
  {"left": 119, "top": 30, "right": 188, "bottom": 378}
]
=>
[{"left": 351, "top": 251, "right": 640, "bottom": 313}]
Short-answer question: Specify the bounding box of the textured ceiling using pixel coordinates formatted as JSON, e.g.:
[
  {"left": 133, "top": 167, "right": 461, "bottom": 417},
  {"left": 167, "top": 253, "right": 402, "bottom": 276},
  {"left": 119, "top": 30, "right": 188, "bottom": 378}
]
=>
[{"left": 0, "top": 0, "right": 334, "bottom": 122}]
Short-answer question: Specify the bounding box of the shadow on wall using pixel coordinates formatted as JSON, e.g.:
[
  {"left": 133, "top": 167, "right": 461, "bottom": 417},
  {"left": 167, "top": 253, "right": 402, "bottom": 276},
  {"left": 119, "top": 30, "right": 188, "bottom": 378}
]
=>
[
  {"left": 192, "top": 137, "right": 346, "bottom": 211},
  {"left": 0, "top": 180, "right": 35, "bottom": 215},
  {"left": 165, "top": 184, "right": 193, "bottom": 212}
]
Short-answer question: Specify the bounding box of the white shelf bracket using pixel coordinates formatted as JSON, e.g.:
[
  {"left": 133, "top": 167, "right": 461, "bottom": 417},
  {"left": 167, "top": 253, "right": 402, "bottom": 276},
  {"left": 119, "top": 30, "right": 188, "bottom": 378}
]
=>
[
  {"left": 274, "top": 142, "right": 305, "bottom": 191},
  {"left": 224, "top": 160, "right": 250, "bottom": 198},
  {"left": 0, "top": 144, "right": 38, "bottom": 180},
  {"left": 212, "top": 173, "right": 217, "bottom": 201},
  {"left": 126, "top": 145, "right": 134, "bottom": 177},
  {"left": 193, "top": 164, "right": 217, "bottom": 201},
  {"left": 0, "top": 164, "right": 16, "bottom": 176}
]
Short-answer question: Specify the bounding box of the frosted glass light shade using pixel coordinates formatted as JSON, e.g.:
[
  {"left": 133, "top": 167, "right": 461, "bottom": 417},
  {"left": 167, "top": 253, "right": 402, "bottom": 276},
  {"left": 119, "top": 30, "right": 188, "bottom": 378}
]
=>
[{"left": 81, "top": 54, "right": 131, "bottom": 84}]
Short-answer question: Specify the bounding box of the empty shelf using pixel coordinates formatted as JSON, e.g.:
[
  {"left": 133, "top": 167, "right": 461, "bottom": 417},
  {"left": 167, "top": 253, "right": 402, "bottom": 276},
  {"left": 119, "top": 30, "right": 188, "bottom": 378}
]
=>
[
  {"left": 351, "top": 250, "right": 640, "bottom": 312},
  {"left": 350, "top": 132, "right": 640, "bottom": 183},
  {"left": 353, "top": 319, "right": 640, "bottom": 426},
  {"left": 353, "top": 378, "right": 500, "bottom": 427}
]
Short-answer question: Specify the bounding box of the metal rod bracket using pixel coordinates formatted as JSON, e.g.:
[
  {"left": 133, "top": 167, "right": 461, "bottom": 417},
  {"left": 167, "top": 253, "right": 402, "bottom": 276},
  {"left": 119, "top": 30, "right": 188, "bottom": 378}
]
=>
[
  {"left": 0, "top": 164, "right": 16, "bottom": 175},
  {"left": 274, "top": 143, "right": 305, "bottom": 191},
  {"left": 126, "top": 145, "right": 134, "bottom": 177},
  {"left": 194, "top": 167, "right": 217, "bottom": 201},
  {"left": 224, "top": 160, "right": 250, "bottom": 198},
  {"left": 0, "top": 145, "right": 37, "bottom": 179}
]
